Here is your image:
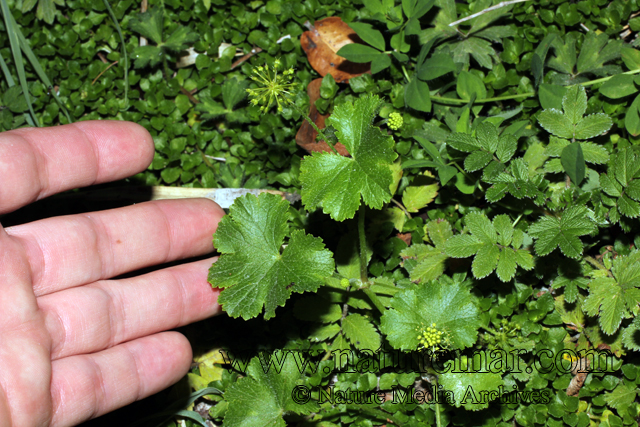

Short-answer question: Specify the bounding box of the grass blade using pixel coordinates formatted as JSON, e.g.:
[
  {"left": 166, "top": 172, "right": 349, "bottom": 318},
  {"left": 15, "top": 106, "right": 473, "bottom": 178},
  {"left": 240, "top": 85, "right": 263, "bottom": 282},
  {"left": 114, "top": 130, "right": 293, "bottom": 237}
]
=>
[
  {"left": 103, "top": 0, "right": 129, "bottom": 110},
  {"left": 0, "top": 52, "right": 36, "bottom": 126},
  {"left": 12, "top": 13, "right": 73, "bottom": 123},
  {"left": 0, "top": 0, "right": 39, "bottom": 126}
]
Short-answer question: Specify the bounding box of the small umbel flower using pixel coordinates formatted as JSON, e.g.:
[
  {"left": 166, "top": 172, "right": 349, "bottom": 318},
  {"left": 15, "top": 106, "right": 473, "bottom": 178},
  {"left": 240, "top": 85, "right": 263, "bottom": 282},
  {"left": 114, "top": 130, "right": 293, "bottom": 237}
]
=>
[
  {"left": 246, "top": 58, "right": 296, "bottom": 113},
  {"left": 416, "top": 323, "right": 445, "bottom": 352},
  {"left": 388, "top": 112, "right": 403, "bottom": 130}
]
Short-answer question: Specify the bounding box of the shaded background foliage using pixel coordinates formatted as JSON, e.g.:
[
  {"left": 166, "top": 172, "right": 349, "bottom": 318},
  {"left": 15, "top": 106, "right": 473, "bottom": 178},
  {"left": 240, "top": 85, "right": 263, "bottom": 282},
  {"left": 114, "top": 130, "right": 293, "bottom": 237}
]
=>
[{"left": 3, "top": 0, "right": 640, "bottom": 426}]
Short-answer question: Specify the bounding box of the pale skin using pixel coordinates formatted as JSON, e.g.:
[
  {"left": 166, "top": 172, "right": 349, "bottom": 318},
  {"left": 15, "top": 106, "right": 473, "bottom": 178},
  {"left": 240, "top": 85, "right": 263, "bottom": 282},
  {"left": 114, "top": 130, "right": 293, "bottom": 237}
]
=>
[{"left": 0, "top": 121, "right": 225, "bottom": 427}]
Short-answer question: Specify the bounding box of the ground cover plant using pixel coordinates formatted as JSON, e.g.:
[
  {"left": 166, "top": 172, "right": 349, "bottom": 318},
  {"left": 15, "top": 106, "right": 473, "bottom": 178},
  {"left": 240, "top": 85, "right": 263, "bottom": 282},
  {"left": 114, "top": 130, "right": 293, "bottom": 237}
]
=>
[{"left": 2, "top": 0, "right": 640, "bottom": 425}]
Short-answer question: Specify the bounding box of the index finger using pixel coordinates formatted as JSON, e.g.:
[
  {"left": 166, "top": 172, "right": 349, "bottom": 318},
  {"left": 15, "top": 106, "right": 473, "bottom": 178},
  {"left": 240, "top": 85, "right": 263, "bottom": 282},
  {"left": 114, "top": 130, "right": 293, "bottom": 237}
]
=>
[{"left": 0, "top": 121, "right": 155, "bottom": 215}]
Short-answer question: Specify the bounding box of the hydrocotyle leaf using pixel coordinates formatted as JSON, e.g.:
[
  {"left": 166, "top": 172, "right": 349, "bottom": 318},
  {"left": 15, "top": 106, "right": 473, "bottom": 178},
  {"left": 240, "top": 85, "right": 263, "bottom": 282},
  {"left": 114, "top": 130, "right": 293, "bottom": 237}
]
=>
[
  {"left": 300, "top": 94, "right": 397, "bottom": 220},
  {"left": 209, "top": 193, "right": 334, "bottom": 319},
  {"left": 380, "top": 281, "right": 480, "bottom": 351},
  {"left": 224, "top": 350, "right": 318, "bottom": 427}
]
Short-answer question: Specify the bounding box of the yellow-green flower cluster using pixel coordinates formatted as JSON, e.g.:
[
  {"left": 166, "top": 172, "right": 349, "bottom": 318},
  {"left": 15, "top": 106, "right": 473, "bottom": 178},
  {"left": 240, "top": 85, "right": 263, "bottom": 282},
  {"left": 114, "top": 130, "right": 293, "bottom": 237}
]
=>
[
  {"left": 246, "top": 59, "right": 296, "bottom": 113},
  {"left": 417, "top": 323, "right": 444, "bottom": 350},
  {"left": 388, "top": 112, "right": 403, "bottom": 130}
]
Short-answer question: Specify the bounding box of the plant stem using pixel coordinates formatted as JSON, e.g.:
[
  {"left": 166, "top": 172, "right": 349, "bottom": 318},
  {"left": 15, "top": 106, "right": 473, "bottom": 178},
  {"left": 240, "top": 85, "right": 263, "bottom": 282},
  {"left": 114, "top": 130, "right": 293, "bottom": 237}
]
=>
[
  {"left": 579, "top": 68, "right": 640, "bottom": 87},
  {"left": 358, "top": 205, "right": 369, "bottom": 285},
  {"left": 363, "top": 288, "right": 386, "bottom": 314},
  {"left": 391, "top": 198, "right": 412, "bottom": 219},
  {"left": 431, "top": 69, "right": 640, "bottom": 106},
  {"left": 584, "top": 255, "right": 608, "bottom": 272},
  {"left": 292, "top": 103, "right": 339, "bottom": 155},
  {"left": 432, "top": 92, "right": 535, "bottom": 105},
  {"left": 434, "top": 377, "right": 442, "bottom": 427}
]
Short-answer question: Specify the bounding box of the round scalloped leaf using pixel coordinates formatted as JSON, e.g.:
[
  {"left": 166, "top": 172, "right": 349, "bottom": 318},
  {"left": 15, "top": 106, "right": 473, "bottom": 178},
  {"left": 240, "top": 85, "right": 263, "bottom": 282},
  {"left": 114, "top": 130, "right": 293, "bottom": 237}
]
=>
[{"left": 380, "top": 281, "right": 480, "bottom": 351}]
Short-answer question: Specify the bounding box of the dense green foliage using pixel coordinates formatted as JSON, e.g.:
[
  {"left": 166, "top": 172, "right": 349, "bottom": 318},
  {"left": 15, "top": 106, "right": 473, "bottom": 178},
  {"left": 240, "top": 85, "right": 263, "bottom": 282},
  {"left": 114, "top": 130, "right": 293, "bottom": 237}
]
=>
[{"left": 3, "top": 0, "right": 640, "bottom": 426}]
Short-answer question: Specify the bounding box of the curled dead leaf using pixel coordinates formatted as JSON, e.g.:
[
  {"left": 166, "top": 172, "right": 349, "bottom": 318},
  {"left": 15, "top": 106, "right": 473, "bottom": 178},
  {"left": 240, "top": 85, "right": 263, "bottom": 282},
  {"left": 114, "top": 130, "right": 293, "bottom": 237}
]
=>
[
  {"left": 295, "top": 78, "right": 349, "bottom": 156},
  {"left": 300, "top": 17, "right": 370, "bottom": 83}
]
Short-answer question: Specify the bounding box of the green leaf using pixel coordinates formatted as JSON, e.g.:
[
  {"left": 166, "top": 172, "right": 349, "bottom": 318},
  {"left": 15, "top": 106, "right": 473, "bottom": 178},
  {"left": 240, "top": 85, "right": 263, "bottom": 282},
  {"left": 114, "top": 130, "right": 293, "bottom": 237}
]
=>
[
  {"left": 300, "top": 94, "right": 397, "bottom": 221},
  {"left": 409, "top": 252, "right": 448, "bottom": 283},
  {"left": 496, "top": 134, "right": 517, "bottom": 163},
  {"left": 613, "top": 148, "right": 639, "bottom": 186},
  {"left": 427, "top": 219, "right": 453, "bottom": 248},
  {"left": 439, "top": 357, "right": 503, "bottom": 410},
  {"left": 465, "top": 212, "right": 497, "bottom": 244},
  {"left": 2, "top": 85, "right": 29, "bottom": 113},
  {"left": 493, "top": 214, "right": 513, "bottom": 246},
  {"left": 405, "top": 78, "right": 431, "bottom": 112},
  {"left": 472, "top": 243, "right": 500, "bottom": 279},
  {"left": 336, "top": 43, "right": 382, "bottom": 63},
  {"left": 600, "top": 172, "right": 622, "bottom": 197},
  {"left": 224, "top": 350, "right": 318, "bottom": 427},
  {"left": 622, "top": 317, "right": 640, "bottom": 351},
  {"left": 129, "top": 8, "right": 163, "bottom": 44},
  {"left": 621, "top": 45, "right": 640, "bottom": 71},
  {"left": 538, "top": 109, "right": 573, "bottom": 139},
  {"left": 580, "top": 141, "right": 610, "bottom": 165},
  {"left": 495, "top": 248, "right": 517, "bottom": 281},
  {"left": 445, "top": 235, "right": 483, "bottom": 258},
  {"left": 457, "top": 70, "right": 487, "bottom": 100},
  {"left": 402, "top": 183, "right": 439, "bottom": 212},
  {"left": 446, "top": 132, "right": 479, "bottom": 152},
  {"left": 599, "top": 74, "right": 637, "bottom": 99},
  {"left": 538, "top": 85, "right": 612, "bottom": 140},
  {"left": 573, "top": 113, "right": 613, "bottom": 140},
  {"left": 370, "top": 53, "right": 391, "bottom": 74},
  {"left": 380, "top": 281, "right": 480, "bottom": 350},
  {"left": 209, "top": 193, "right": 334, "bottom": 319},
  {"left": 342, "top": 313, "right": 381, "bottom": 350},
  {"left": 528, "top": 206, "right": 597, "bottom": 258},
  {"left": 36, "top": 0, "right": 55, "bottom": 24},
  {"left": 562, "top": 85, "right": 587, "bottom": 125},
  {"left": 132, "top": 45, "right": 163, "bottom": 68},
  {"left": 348, "top": 22, "right": 385, "bottom": 51},
  {"left": 604, "top": 382, "right": 638, "bottom": 409},
  {"left": 418, "top": 53, "right": 456, "bottom": 80},
  {"left": 164, "top": 25, "right": 199, "bottom": 52},
  {"left": 319, "top": 73, "right": 338, "bottom": 99},
  {"left": 561, "top": 142, "right": 586, "bottom": 185},
  {"left": 464, "top": 150, "right": 492, "bottom": 172},
  {"left": 475, "top": 121, "right": 499, "bottom": 152},
  {"left": 576, "top": 32, "right": 620, "bottom": 75},
  {"left": 538, "top": 84, "right": 567, "bottom": 110},
  {"left": 222, "top": 77, "right": 248, "bottom": 110},
  {"left": 625, "top": 94, "right": 640, "bottom": 137},
  {"left": 584, "top": 278, "right": 627, "bottom": 335},
  {"left": 514, "top": 249, "right": 534, "bottom": 270}
]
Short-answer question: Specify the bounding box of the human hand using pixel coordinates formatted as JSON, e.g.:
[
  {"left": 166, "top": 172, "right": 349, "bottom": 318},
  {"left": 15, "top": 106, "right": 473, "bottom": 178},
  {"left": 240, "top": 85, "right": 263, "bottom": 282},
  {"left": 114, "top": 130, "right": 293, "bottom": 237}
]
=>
[{"left": 0, "top": 121, "right": 225, "bottom": 426}]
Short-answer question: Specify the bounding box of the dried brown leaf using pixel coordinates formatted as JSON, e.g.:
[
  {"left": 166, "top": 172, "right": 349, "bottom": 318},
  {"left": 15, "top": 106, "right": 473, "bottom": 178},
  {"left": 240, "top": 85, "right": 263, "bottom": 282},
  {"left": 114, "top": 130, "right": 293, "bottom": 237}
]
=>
[
  {"left": 295, "top": 78, "right": 349, "bottom": 156},
  {"left": 300, "top": 17, "right": 370, "bottom": 83}
]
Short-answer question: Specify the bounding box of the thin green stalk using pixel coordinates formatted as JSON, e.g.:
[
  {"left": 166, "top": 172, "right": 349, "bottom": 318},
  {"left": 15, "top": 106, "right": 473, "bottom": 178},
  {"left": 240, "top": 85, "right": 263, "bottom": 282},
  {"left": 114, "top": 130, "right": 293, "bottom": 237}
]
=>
[
  {"left": 358, "top": 205, "right": 369, "bottom": 285},
  {"left": 103, "top": 0, "right": 129, "bottom": 110},
  {"left": 0, "top": 51, "right": 35, "bottom": 127},
  {"left": 363, "top": 288, "right": 386, "bottom": 314},
  {"left": 0, "top": 0, "right": 39, "bottom": 126},
  {"left": 5, "top": 5, "right": 72, "bottom": 123},
  {"left": 432, "top": 92, "right": 535, "bottom": 105},
  {"left": 434, "top": 377, "right": 442, "bottom": 427},
  {"left": 292, "top": 103, "right": 339, "bottom": 155},
  {"left": 431, "top": 69, "right": 640, "bottom": 106},
  {"left": 579, "top": 68, "right": 640, "bottom": 87}
]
